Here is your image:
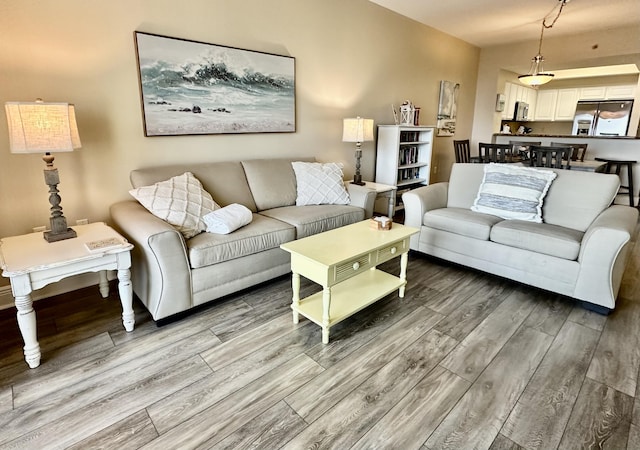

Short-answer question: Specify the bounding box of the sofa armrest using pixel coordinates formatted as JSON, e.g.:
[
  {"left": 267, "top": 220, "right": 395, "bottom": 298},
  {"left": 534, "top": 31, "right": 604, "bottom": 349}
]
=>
[
  {"left": 402, "top": 182, "right": 449, "bottom": 250},
  {"left": 346, "top": 183, "right": 377, "bottom": 219},
  {"left": 574, "top": 205, "right": 638, "bottom": 309},
  {"left": 402, "top": 182, "right": 449, "bottom": 227},
  {"left": 110, "top": 200, "right": 193, "bottom": 321}
]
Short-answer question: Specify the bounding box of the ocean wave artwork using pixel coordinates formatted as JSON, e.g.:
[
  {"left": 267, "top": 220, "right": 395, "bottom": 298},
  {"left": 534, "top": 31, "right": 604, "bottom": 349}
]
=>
[{"left": 134, "top": 32, "right": 296, "bottom": 136}]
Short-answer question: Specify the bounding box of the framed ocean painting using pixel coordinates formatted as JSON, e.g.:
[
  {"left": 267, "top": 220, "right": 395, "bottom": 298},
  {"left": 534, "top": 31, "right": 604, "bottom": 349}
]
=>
[{"left": 134, "top": 32, "right": 296, "bottom": 136}]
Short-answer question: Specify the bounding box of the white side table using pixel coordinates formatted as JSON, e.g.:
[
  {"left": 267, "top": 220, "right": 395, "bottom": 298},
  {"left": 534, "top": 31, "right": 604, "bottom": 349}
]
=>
[
  {"left": 363, "top": 181, "right": 397, "bottom": 218},
  {"left": 0, "top": 222, "right": 134, "bottom": 368}
]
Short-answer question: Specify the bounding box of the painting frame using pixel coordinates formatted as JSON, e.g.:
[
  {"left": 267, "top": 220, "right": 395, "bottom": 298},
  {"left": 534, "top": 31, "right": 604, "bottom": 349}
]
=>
[
  {"left": 436, "top": 80, "right": 460, "bottom": 136},
  {"left": 134, "top": 31, "right": 296, "bottom": 136}
]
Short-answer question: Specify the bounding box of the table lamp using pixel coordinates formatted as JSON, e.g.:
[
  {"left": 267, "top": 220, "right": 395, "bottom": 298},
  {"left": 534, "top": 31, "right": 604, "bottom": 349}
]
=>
[
  {"left": 342, "top": 116, "right": 374, "bottom": 185},
  {"left": 5, "top": 99, "right": 81, "bottom": 242}
]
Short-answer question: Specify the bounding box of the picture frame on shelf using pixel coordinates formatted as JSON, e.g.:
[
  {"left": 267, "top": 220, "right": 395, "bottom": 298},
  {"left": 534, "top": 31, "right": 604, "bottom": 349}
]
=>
[{"left": 134, "top": 31, "right": 296, "bottom": 136}]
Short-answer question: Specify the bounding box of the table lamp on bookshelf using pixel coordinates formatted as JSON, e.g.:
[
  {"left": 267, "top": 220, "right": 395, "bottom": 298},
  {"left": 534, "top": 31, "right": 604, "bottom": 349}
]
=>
[
  {"left": 342, "top": 116, "right": 374, "bottom": 185},
  {"left": 5, "top": 99, "right": 81, "bottom": 242}
]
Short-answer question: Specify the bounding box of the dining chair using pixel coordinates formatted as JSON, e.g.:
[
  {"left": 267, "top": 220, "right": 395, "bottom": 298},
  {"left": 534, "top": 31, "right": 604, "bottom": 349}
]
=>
[
  {"left": 477, "top": 143, "right": 515, "bottom": 163},
  {"left": 529, "top": 145, "right": 573, "bottom": 169},
  {"left": 453, "top": 139, "right": 480, "bottom": 163},
  {"left": 509, "top": 140, "right": 541, "bottom": 161},
  {"left": 550, "top": 142, "right": 588, "bottom": 162}
]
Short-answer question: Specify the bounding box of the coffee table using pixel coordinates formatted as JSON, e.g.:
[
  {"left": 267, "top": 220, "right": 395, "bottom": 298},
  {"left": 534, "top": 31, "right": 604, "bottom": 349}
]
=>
[{"left": 280, "top": 220, "right": 418, "bottom": 344}]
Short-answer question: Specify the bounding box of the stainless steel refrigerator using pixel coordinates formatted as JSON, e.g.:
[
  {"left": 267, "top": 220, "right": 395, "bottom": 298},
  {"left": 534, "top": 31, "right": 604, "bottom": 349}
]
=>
[{"left": 572, "top": 100, "right": 634, "bottom": 136}]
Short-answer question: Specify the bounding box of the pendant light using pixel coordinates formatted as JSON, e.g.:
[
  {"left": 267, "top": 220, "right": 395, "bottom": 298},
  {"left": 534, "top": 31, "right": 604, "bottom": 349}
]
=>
[{"left": 519, "top": 0, "right": 569, "bottom": 88}]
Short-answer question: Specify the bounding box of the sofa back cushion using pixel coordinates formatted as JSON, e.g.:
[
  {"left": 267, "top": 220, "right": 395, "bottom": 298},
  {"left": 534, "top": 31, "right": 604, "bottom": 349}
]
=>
[
  {"left": 542, "top": 169, "right": 619, "bottom": 231},
  {"left": 447, "top": 163, "right": 620, "bottom": 231},
  {"left": 130, "top": 162, "right": 258, "bottom": 212},
  {"left": 241, "top": 157, "right": 314, "bottom": 211},
  {"left": 447, "top": 163, "right": 487, "bottom": 209}
]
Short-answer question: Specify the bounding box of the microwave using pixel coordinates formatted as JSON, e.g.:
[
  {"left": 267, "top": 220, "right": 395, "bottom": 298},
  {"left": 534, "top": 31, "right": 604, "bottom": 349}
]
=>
[{"left": 514, "top": 101, "right": 529, "bottom": 121}]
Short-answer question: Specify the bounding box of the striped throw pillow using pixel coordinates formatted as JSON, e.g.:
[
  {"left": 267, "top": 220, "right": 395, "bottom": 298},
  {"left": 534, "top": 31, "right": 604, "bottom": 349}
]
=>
[{"left": 471, "top": 164, "right": 557, "bottom": 223}]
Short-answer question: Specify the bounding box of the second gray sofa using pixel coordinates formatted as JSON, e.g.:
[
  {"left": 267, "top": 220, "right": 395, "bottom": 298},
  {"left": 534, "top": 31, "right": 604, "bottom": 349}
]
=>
[
  {"left": 403, "top": 163, "right": 638, "bottom": 313},
  {"left": 110, "top": 158, "right": 376, "bottom": 322}
]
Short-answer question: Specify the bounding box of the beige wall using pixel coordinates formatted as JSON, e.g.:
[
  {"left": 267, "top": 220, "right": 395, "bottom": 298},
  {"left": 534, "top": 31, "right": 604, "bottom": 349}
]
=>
[
  {"left": 472, "top": 25, "right": 640, "bottom": 147},
  {"left": 0, "top": 0, "right": 479, "bottom": 239}
]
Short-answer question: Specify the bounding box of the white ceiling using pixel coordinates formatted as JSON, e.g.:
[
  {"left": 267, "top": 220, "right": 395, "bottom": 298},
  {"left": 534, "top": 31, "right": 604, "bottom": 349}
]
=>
[{"left": 368, "top": 0, "right": 640, "bottom": 48}]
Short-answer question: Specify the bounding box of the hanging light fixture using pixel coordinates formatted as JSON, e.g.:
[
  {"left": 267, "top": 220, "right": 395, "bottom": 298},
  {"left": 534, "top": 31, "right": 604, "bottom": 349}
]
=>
[{"left": 519, "top": 0, "right": 569, "bottom": 88}]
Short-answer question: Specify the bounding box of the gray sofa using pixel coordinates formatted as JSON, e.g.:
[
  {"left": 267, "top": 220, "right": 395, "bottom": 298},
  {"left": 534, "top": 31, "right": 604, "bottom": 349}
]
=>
[
  {"left": 402, "top": 163, "right": 638, "bottom": 312},
  {"left": 110, "top": 158, "right": 376, "bottom": 322}
]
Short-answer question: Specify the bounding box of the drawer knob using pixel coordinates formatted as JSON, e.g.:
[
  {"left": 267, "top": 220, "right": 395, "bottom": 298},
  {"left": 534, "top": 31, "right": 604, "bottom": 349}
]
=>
[
  {"left": 352, "top": 262, "right": 360, "bottom": 270},
  {"left": 390, "top": 247, "right": 397, "bottom": 254}
]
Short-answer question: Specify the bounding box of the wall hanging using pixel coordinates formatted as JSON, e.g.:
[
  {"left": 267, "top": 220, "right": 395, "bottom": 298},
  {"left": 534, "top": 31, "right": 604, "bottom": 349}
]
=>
[
  {"left": 436, "top": 80, "right": 460, "bottom": 136},
  {"left": 134, "top": 32, "right": 296, "bottom": 136}
]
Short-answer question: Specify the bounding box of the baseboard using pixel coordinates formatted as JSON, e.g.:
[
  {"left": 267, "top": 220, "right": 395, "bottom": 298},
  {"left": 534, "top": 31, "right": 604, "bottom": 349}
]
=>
[{"left": 0, "top": 271, "right": 117, "bottom": 311}]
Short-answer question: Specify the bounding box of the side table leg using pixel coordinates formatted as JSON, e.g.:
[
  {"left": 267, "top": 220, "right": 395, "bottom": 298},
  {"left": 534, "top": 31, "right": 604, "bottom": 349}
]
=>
[
  {"left": 399, "top": 252, "right": 409, "bottom": 298},
  {"left": 117, "top": 269, "right": 135, "bottom": 332},
  {"left": 98, "top": 270, "right": 109, "bottom": 298},
  {"left": 15, "top": 294, "right": 41, "bottom": 368},
  {"left": 291, "top": 272, "right": 300, "bottom": 324},
  {"left": 322, "top": 286, "right": 331, "bottom": 344},
  {"left": 388, "top": 192, "right": 395, "bottom": 219}
]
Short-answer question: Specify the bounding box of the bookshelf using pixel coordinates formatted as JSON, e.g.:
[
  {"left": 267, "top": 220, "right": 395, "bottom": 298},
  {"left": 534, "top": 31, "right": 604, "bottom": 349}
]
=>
[{"left": 375, "top": 125, "right": 434, "bottom": 215}]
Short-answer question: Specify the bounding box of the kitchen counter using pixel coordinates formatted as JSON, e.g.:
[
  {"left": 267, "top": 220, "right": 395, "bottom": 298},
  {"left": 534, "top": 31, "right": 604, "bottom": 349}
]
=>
[{"left": 493, "top": 133, "right": 640, "bottom": 140}]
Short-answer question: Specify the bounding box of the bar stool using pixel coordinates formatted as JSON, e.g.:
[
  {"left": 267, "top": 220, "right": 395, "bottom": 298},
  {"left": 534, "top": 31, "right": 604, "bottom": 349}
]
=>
[{"left": 595, "top": 158, "right": 638, "bottom": 207}]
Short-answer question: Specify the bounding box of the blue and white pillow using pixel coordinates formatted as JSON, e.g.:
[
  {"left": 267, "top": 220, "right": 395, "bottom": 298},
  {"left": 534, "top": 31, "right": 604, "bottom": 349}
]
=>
[{"left": 471, "top": 164, "right": 557, "bottom": 223}]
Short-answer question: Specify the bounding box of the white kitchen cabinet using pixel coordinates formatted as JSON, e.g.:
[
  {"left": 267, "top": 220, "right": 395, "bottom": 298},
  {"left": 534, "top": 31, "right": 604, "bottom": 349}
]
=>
[
  {"left": 502, "top": 81, "right": 537, "bottom": 120},
  {"left": 579, "top": 86, "right": 607, "bottom": 100},
  {"left": 534, "top": 90, "right": 558, "bottom": 121},
  {"left": 554, "top": 88, "right": 580, "bottom": 121},
  {"left": 375, "top": 125, "right": 434, "bottom": 214},
  {"left": 605, "top": 85, "right": 636, "bottom": 99}
]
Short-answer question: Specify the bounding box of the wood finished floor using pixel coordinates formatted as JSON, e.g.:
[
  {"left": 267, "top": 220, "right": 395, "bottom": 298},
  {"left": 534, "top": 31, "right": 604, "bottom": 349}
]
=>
[{"left": 1, "top": 242, "right": 640, "bottom": 449}]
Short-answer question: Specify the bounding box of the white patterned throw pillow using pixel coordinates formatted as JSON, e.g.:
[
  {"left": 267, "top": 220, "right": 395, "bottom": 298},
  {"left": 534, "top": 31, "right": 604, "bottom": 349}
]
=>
[
  {"left": 129, "top": 172, "right": 219, "bottom": 238},
  {"left": 292, "top": 162, "right": 350, "bottom": 206},
  {"left": 471, "top": 164, "right": 557, "bottom": 223}
]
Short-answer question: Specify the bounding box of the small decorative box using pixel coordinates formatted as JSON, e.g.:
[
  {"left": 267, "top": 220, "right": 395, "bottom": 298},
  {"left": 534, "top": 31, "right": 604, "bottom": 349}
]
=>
[{"left": 370, "top": 216, "right": 392, "bottom": 231}]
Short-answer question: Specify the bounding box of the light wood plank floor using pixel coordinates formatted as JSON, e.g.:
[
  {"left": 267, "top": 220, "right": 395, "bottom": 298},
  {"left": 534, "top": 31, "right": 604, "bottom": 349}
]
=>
[{"left": 1, "top": 239, "right": 640, "bottom": 449}]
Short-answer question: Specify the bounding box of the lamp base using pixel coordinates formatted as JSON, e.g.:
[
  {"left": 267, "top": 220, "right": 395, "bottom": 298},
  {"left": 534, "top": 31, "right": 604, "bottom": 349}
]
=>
[
  {"left": 44, "top": 227, "right": 77, "bottom": 243},
  {"left": 351, "top": 173, "right": 365, "bottom": 186}
]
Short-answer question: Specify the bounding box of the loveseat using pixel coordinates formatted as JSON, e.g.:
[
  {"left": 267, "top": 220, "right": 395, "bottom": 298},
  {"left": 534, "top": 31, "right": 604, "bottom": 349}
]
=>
[
  {"left": 402, "top": 163, "right": 638, "bottom": 312},
  {"left": 110, "top": 158, "right": 376, "bottom": 322}
]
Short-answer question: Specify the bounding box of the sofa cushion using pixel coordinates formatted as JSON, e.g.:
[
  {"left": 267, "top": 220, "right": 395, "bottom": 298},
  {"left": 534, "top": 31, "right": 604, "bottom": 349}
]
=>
[
  {"left": 490, "top": 220, "right": 584, "bottom": 260},
  {"left": 129, "top": 172, "right": 219, "bottom": 239},
  {"left": 260, "top": 204, "right": 364, "bottom": 238},
  {"left": 471, "top": 164, "right": 556, "bottom": 223},
  {"left": 292, "top": 162, "right": 350, "bottom": 206},
  {"left": 242, "top": 158, "right": 313, "bottom": 211},
  {"left": 187, "top": 214, "right": 295, "bottom": 268},
  {"left": 423, "top": 207, "right": 503, "bottom": 240},
  {"left": 542, "top": 170, "right": 620, "bottom": 232},
  {"left": 130, "top": 162, "right": 258, "bottom": 212}
]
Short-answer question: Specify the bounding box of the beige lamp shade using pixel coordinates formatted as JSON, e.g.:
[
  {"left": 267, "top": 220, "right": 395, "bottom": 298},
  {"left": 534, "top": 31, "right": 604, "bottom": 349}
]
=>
[
  {"left": 5, "top": 101, "right": 81, "bottom": 153},
  {"left": 342, "top": 117, "right": 374, "bottom": 143}
]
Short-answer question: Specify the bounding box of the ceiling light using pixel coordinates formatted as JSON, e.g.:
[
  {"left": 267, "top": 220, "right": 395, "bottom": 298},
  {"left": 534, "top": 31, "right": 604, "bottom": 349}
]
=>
[{"left": 519, "top": 0, "right": 569, "bottom": 88}]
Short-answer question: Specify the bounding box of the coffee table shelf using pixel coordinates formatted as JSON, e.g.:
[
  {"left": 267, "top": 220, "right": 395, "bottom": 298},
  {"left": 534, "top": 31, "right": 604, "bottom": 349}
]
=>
[{"left": 293, "top": 269, "right": 404, "bottom": 328}]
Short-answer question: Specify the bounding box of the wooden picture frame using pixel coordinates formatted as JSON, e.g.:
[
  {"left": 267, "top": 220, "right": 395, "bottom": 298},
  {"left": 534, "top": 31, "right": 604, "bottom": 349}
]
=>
[{"left": 134, "top": 31, "right": 296, "bottom": 136}]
